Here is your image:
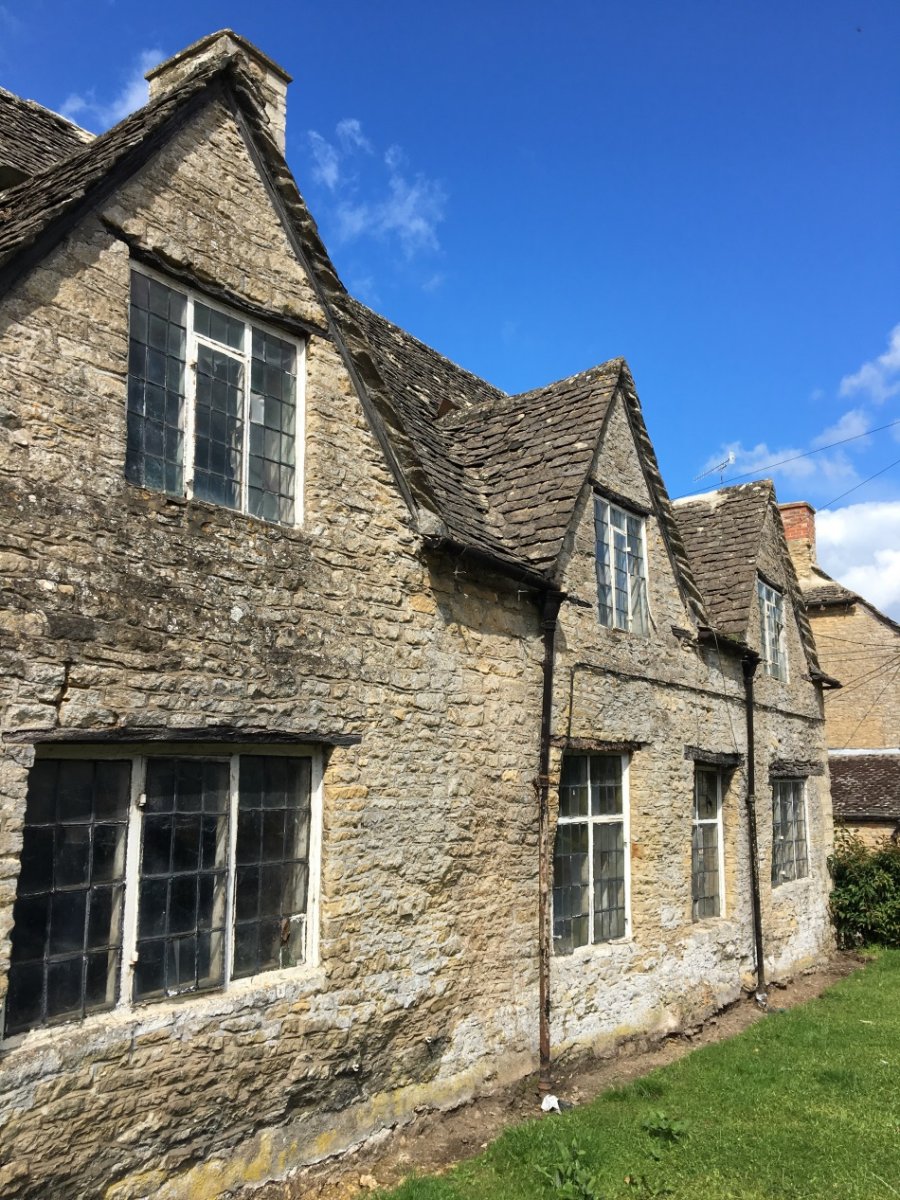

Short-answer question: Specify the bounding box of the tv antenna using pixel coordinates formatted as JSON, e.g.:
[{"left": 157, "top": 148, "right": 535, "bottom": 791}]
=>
[{"left": 693, "top": 450, "right": 735, "bottom": 483}]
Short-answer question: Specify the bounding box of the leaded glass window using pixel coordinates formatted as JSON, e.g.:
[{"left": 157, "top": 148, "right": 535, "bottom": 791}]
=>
[
  {"left": 126, "top": 269, "right": 301, "bottom": 524},
  {"left": 5, "top": 760, "right": 130, "bottom": 1035},
  {"left": 692, "top": 767, "right": 723, "bottom": 920},
  {"left": 758, "top": 578, "right": 787, "bottom": 680},
  {"left": 595, "top": 498, "right": 648, "bottom": 634},
  {"left": 552, "top": 754, "right": 629, "bottom": 954},
  {"left": 5, "top": 751, "right": 317, "bottom": 1038},
  {"left": 772, "top": 779, "right": 808, "bottom": 886}
]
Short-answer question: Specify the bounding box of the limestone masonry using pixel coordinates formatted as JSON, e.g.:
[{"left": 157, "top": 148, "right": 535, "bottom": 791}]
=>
[{"left": 0, "top": 31, "right": 834, "bottom": 1199}]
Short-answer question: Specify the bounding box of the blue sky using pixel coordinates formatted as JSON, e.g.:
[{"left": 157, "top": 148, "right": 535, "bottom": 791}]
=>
[{"left": 3, "top": 1, "right": 900, "bottom": 613}]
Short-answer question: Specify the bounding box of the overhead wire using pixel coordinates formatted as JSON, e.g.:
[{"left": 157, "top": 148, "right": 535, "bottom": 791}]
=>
[
  {"left": 677, "top": 415, "right": 900, "bottom": 498},
  {"left": 839, "top": 659, "right": 900, "bottom": 750}
]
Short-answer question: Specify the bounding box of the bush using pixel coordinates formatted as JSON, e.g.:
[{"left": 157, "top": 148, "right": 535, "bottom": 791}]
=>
[{"left": 828, "top": 831, "right": 900, "bottom": 947}]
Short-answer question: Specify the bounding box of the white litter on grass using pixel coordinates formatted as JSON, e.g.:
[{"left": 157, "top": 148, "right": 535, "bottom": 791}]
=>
[{"left": 541, "top": 1094, "right": 561, "bottom": 1113}]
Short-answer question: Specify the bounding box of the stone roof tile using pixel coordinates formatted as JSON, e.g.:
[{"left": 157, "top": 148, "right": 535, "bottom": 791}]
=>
[
  {"left": 0, "top": 86, "right": 92, "bottom": 181},
  {"left": 831, "top": 754, "right": 900, "bottom": 821}
]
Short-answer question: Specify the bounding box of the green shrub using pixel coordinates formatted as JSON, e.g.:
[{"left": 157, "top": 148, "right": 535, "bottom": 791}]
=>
[{"left": 828, "top": 831, "right": 900, "bottom": 947}]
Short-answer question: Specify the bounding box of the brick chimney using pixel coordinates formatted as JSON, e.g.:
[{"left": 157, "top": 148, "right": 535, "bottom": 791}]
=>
[
  {"left": 779, "top": 501, "right": 817, "bottom": 577},
  {"left": 145, "top": 30, "right": 291, "bottom": 154}
]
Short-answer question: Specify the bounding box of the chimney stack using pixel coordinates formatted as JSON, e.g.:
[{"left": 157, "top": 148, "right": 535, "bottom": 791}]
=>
[
  {"left": 145, "top": 30, "right": 291, "bottom": 154},
  {"left": 779, "top": 501, "right": 817, "bottom": 577}
]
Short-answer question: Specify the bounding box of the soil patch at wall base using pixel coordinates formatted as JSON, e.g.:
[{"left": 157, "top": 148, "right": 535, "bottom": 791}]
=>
[{"left": 240, "top": 953, "right": 862, "bottom": 1200}]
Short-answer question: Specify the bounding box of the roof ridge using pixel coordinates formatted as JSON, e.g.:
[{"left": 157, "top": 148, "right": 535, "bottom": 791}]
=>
[
  {"left": 442, "top": 356, "right": 625, "bottom": 432},
  {"left": 346, "top": 298, "right": 509, "bottom": 408},
  {"left": 0, "top": 84, "right": 95, "bottom": 143}
]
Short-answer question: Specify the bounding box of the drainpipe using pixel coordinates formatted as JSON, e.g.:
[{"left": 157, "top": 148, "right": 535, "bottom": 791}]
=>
[
  {"left": 537, "top": 589, "right": 563, "bottom": 1093},
  {"left": 741, "top": 655, "right": 767, "bottom": 999}
]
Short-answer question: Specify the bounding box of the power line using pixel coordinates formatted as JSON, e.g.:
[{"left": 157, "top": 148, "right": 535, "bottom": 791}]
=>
[
  {"left": 839, "top": 659, "right": 900, "bottom": 750},
  {"left": 817, "top": 454, "right": 900, "bottom": 509},
  {"left": 677, "top": 415, "right": 900, "bottom": 498}
]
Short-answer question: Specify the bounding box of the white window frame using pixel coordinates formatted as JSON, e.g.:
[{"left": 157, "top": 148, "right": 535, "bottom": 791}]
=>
[
  {"left": 553, "top": 753, "right": 632, "bottom": 950},
  {"left": 2, "top": 744, "right": 323, "bottom": 1041},
  {"left": 594, "top": 496, "right": 650, "bottom": 635},
  {"left": 771, "top": 777, "right": 809, "bottom": 887},
  {"left": 757, "top": 577, "right": 787, "bottom": 681},
  {"left": 129, "top": 263, "right": 306, "bottom": 526},
  {"left": 691, "top": 766, "right": 725, "bottom": 921}
]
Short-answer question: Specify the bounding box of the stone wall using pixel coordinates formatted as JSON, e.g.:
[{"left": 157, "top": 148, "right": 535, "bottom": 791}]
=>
[
  {"left": 809, "top": 602, "right": 900, "bottom": 750},
  {"left": 547, "top": 401, "right": 833, "bottom": 1052}
]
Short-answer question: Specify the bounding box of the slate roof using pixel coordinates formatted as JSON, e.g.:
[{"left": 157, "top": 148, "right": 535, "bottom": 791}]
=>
[
  {"left": 0, "top": 45, "right": 707, "bottom": 618},
  {"left": 674, "top": 482, "right": 772, "bottom": 641},
  {"left": 674, "top": 482, "right": 824, "bottom": 676},
  {"left": 830, "top": 753, "right": 900, "bottom": 822},
  {"left": 0, "top": 86, "right": 92, "bottom": 179}
]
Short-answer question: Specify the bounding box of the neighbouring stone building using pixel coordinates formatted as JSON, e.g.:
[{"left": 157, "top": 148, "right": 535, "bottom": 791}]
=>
[
  {"left": 0, "top": 32, "right": 835, "bottom": 1200},
  {"left": 782, "top": 500, "right": 900, "bottom": 844}
]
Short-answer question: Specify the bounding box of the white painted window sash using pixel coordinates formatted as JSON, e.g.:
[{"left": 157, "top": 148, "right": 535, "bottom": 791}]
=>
[
  {"left": 692, "top": 767, "right": 725, "bottom": 919},
  {"left": 555, "top": 754, "right": 631, "bottom": 945},
  {"left": 595, "top": 498, "right": 649, "bottom": 635}
]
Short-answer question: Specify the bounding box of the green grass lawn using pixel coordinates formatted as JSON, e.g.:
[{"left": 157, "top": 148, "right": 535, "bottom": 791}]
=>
[{"left": 378, "top": 951, "right": 900, "bottom": 1200}]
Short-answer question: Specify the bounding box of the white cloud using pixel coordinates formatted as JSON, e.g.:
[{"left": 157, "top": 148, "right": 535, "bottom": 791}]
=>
[
  {"left": 840, "top": 324, "right": 900, "bottom": 404},
  {"left": 377, "top": 174, "right": 445, "bottom": 255},
  {"left": 306, "top": 118, "right": 446, "bottom": 258},
  {"left": 816, "top": 501, "right": 900, "bottom": 619},
  {"left": 811, "top": 408, "right": 870, "bottom": 448},
  {"left": 336, "top": 118, "right": 372, "bottom": 153},
  {"left": 700, "top": 439, "right": 858, "bottom": 492},
  {"left": 308, "top": 131, "right": 341, "bottom": 190},
  {"left": 61, "top": 48, "right": 161, "bottom": 130}
]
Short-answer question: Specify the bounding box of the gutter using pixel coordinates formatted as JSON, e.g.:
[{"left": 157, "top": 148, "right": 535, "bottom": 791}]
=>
[
  {"left": 741, "top": 654, "right": 767, "bottom": 1001},
  {"left": 420, "top": 533, "right": 552, "bottom": 592}
]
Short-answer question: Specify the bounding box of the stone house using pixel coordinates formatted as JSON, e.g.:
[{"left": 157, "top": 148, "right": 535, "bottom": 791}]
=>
[
  {"left": 0, "top": 32, "right": 834, "bottom": 1200},
  {"left": 782, "top": 500, "right": 900, "bottom": 844}
]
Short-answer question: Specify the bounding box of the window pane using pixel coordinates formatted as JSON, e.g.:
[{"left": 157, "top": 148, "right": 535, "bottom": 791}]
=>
[
  {"left": 134, "top": 759, "right": 228, "bottom": 1001},
  {"left": 4, "top": 760, "right": 130, "bottom": 1036},
  {"left": 559, "top": 754, "right": 589, "bottom": 818},
  {"left": 232, "top": 756, "right": 312, "bottom": 978},
  {"left": 772, "top": 780, "right": 808, "bottom": 886},
  {"left": 694, "top": 769, "right": 719, "bottom": 821},
  {"left": 247, "top": 329, "right": 298, "bottom": 525},
  {"left": 552, "top": 822, "right": 589, "bottom": 954},
  {"left": 193, "top": 344, "right": 244, "bottom": 511},
  {"left": 594, "top": 497, "right": 613, "bottom": 627},
  {"left": 126, "top": 272, "right": 186, "bottom": 496},
  {"left": 594, "top": 498, "right": 647, "bottom": 634},
  {"left": 593, "top": 821, "right": 626, "bottom": 942},
  {"left": 590, "top": 756, "right": 623, "bottom": 816}
]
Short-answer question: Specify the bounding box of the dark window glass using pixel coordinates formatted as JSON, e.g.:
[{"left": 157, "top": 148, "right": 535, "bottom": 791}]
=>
[
  {"left": 5, "top": 759, "right": 130, "bottom": 1036},
  {"left": 193, "top": 345, "right": 244, "bottom": 510},
  {"left": 232, "top": 756, "right": 311, "bottom": 979},
  {"left": 126, "top": 273, "right": 186, "bottom": 496},
  {"left": 134, "top": 759, "right": 228, "bottom": 1001},
  {"left": 247, "top": 330, "right": 297, "bottom": 525}
]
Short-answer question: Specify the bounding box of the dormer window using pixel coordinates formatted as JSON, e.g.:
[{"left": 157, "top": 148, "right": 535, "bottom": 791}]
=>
[
  {"left": 594, "top": 496, "right": 648, "bottom": 635},
  {"left": 757, "top": 578, "right": 787, "bottom": 680},
  {"left": 125, "top": 268, "right": 303, "bottom": 525}
]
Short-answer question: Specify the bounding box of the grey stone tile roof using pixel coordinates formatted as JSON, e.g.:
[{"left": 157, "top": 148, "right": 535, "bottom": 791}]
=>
[
  {"left": 0, "top": 53, "right": 705, "bottom": 617},
  {"left": 0, "top": 86, "right": 92, "bottom": 179},
  {"left": 674, "top": 482, "right": 772, "bottom": 641},
  {"left": 674, "top": 482, "right": 823, "bottom": 676},
  {"left": 830, "top": 753, "right": 900, "bottom": 821}
]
